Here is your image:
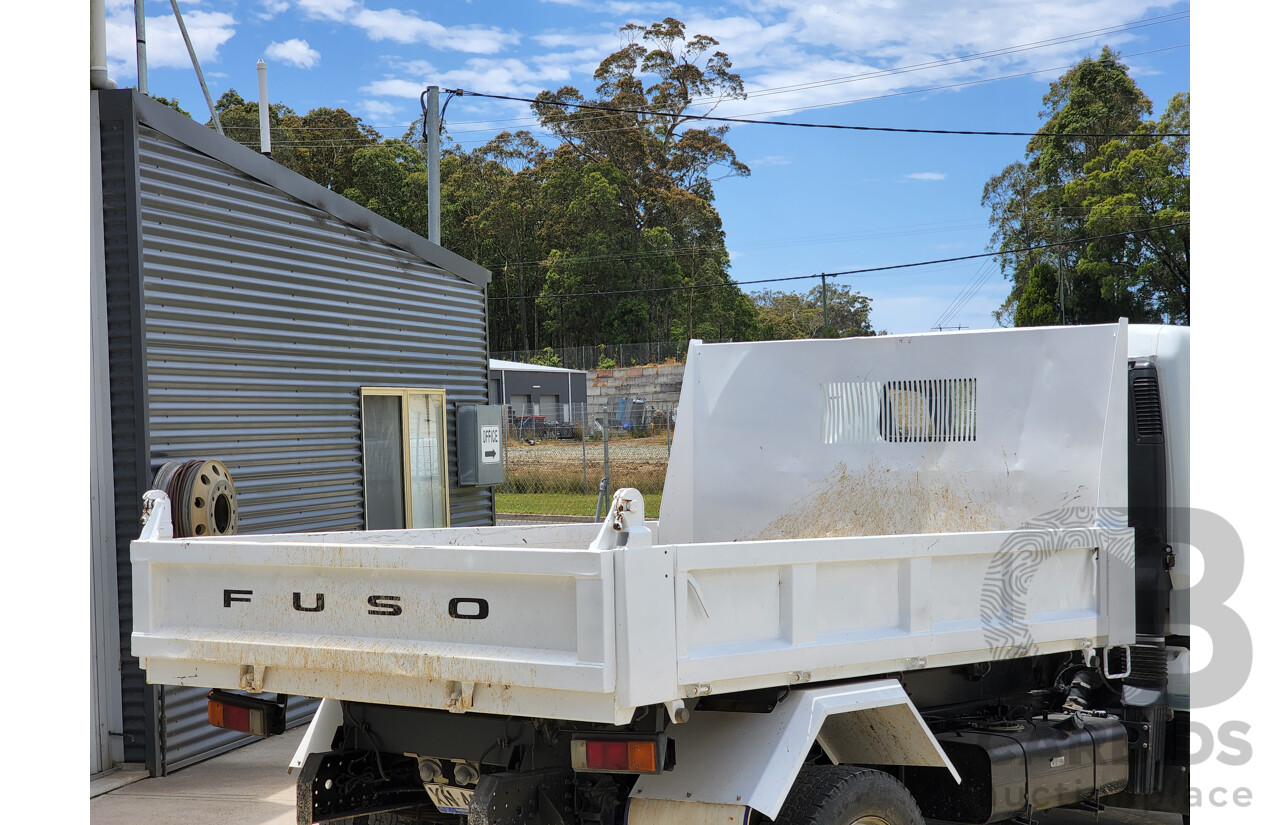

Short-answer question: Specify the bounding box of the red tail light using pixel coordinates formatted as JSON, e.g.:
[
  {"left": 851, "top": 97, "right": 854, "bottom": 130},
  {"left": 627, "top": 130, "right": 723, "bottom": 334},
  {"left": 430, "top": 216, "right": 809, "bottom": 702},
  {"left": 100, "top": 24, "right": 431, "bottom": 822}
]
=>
[
  {"left": 571, "top": 736, "right": 664, "bottom": 774},
  {"left": 206, "top": 690, "right": 287, "bottom": 737},
  {"left": 209, "top": 697, "right": 266, "bottom": 735}
]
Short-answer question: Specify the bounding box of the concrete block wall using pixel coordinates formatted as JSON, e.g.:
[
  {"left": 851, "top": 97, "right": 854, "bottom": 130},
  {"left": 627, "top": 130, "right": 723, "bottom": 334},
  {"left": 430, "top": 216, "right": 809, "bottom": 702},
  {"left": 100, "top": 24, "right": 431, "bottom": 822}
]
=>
[{"left": 587, "top": 363, "right": 686, "bottom": 409}]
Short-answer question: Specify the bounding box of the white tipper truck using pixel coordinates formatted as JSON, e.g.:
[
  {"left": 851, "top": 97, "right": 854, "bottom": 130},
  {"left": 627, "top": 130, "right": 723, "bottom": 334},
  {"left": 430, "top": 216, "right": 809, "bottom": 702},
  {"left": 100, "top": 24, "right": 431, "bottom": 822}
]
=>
[{"left": 131, "top": 322, "right": 1190, "bottom": 825}]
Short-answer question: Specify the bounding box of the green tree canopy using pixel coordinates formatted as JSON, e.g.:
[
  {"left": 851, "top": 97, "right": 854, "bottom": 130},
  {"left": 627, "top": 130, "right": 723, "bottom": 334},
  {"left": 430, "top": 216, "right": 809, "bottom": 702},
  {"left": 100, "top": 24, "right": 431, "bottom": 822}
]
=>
[
  {"left": 983, "top": 48, "right": 1189, "bottom": 326},
  {"left": 212, "top": 91, "right": 378, "bottom": 194},
  {"left": 342, "top": 139, "right": 430, "bottom": 231},
  {"left": 282, "top": 107, "right": 379, "bottom": 193},
  {"left": 153, "top": 96, "right": 190, "bottom": 117},
  {"left": 442, "top": 18, "right": 759, "bottom": 352},
  {"left": 753, "top": 284, "right": 876, "bottom": 339}
]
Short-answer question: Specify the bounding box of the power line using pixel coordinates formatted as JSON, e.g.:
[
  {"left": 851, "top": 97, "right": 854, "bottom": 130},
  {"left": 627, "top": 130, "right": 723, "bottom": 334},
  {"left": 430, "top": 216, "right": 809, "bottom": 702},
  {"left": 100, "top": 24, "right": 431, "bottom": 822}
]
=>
[
  {"left": 431, "top": 42, "right": 1186, "bottom": 148},
  {"left": 485, "top": 210, "right": 1186, "bottom": 276},
  {"left": 933, "top": 261, "right": 990, "bottom": 329},
  {"left": 450, "top": 87, "right": 1189, "bottom": 139},
  {"left": 487, "top": 222, "right": 1189, "bottom": 301},
  {"left": 452, "top": 42, "right": 1183, "bottom": 147},
  {"left": 205, "top": 39, "right": 1188, "bottom": 150},
  {"left": 489, "top": 219, "right": 988, "bottom": 270},
  {"left": 427, "top": 41, "right": 1186, "bottom": 148},
  {"left": 933, "top": 260, "right": 1002, "bottom": 329}
]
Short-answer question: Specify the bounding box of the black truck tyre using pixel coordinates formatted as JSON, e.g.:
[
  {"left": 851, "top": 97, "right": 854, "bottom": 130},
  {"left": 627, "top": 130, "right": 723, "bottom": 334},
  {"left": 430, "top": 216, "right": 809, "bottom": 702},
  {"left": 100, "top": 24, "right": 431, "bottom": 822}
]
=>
[{"left": 770, "top": 766, "right": 924, "bottom": 825}]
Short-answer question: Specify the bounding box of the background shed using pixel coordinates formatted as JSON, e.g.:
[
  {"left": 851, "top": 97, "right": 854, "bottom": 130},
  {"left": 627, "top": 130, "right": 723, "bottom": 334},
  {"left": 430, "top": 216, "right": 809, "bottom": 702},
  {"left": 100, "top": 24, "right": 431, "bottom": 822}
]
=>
[{"left": 488, "top": 358, "right": 588, "bottom": 422}]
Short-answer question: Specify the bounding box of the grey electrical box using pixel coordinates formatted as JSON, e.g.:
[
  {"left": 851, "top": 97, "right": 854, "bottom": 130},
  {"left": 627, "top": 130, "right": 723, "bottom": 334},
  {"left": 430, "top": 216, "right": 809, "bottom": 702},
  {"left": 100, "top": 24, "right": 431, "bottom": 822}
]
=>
[{"left": 457, "top": 404, "right": 505, "bottom": 486}]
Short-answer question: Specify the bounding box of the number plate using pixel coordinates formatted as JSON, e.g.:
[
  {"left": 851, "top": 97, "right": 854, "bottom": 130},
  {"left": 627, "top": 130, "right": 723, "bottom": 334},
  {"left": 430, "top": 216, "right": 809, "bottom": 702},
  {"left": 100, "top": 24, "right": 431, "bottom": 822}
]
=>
[{"left": 425, "top": 783, "right": 474, "bottom": 815}]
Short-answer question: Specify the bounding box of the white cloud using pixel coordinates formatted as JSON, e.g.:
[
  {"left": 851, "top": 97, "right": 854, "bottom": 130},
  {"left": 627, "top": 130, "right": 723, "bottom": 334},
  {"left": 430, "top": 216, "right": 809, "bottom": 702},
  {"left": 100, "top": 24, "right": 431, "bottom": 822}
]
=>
[
  {"left": 293, "top": 1, "right": 518, "bottom": 53},
  {"left": 105, "top": 6, "right": 237, "bottom": 80},
  {"left": 266, "top": 38, "right": 321, "bottom": 69},
  {"left": 906, "top": 172, "right": 946, "bottom": 181},
  {"left": 349, "top": 8, "right": 441, "bottom": 43},
  {"left": 540, "top": 0, "right": 681, "bottom": 15},
  {"left": 748, "top": 155, "right": 792, "bottom": 167},
  {"left": 295, "top": 0, "right": 357, "bottom": 22},
  {"left": 361, "top": 78, "right": 430, "bottom": 98},
  {"left": 365, "top": 57, "right": 567, "bottom": 101},
  {"left": 653, "top": 1, "right": 1180, "bottom": 119},
  {"left": 359, "top": 99, "right": 402, "bottom": 120},
  {"left": 258, "top": 0, "right": 291, "bottom": 20},
  {"left": 439, "top": 59, "right": 549, "bottom": 96}
]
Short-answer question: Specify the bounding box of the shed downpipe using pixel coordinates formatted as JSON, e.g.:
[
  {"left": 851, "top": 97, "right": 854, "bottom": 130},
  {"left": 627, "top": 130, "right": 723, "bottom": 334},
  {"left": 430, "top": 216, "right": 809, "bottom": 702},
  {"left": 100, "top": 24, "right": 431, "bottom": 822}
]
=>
[{"left": 91, "top": 0, "right": 117, "bottom": 89}]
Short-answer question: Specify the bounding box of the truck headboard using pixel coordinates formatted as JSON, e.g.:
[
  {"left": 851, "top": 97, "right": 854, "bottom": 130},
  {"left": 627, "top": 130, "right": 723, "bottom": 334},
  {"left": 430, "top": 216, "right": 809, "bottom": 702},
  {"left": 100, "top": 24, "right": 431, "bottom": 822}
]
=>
[{"left": 658, "top": 323, "right": 1129, "bottom": 544}]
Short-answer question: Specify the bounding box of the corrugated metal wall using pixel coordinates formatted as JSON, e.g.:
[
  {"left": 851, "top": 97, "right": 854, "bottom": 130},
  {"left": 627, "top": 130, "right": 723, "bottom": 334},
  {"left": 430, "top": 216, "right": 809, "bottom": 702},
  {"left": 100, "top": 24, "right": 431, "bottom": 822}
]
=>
[
  {"left": 99, "top": 92, "right": 158, "bottom": 770},
  {"left": 132, "top": 123, "right": 492, "bottom": 772},
  {"left": 91, "top": 93, "right": 126, "bottom": 778}
]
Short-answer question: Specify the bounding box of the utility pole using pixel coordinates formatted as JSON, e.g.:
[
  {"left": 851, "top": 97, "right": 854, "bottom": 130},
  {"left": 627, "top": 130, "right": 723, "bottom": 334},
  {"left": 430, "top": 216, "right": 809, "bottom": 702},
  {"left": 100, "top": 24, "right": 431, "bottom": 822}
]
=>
[
  {"left": 426, "top": 85, "right": 441, "bottom": 245},
  {"left": 1056, "top": 209, "right": 1065, "bottom": 325},
  {"left": 820, "top": 273, "right": 829, "bottom": 336}
]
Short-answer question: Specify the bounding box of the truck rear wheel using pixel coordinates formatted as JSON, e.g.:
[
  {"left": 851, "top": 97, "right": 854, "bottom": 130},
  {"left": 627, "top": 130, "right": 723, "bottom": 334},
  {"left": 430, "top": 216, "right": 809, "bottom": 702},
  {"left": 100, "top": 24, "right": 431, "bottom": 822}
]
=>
[{"left": 770, "top": 766, "right": 924, "bottom": 825}]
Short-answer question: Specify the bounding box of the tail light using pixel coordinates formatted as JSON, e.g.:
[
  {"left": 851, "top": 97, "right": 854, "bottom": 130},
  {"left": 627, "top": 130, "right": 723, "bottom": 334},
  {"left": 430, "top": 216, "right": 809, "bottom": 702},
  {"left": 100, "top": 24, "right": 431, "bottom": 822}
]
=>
[
  {"left": 207, "top": 690, "right": 287, "bottom": 737},
  {"left": 570, "top": 735, "right": 669, "bottom": 774}
]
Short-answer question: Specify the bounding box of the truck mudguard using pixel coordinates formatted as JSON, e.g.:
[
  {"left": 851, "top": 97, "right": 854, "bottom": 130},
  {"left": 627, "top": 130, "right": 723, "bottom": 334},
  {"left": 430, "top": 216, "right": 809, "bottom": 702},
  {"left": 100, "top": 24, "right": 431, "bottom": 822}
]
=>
[{"left": 628, "top": 679, "right": 957, "bottom": 821}]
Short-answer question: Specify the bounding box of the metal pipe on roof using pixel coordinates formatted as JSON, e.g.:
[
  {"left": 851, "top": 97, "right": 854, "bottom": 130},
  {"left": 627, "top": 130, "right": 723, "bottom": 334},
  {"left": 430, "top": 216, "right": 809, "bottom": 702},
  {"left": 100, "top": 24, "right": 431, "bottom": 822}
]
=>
[
  {"left": 170, "top": 0, "right": 223, "bottom": 135},
  {"left": 257, "top": 59, "right": 272, "bottom": 157},
  {"left": 134, "top": 0, "right": 148, "bottom": 94}
]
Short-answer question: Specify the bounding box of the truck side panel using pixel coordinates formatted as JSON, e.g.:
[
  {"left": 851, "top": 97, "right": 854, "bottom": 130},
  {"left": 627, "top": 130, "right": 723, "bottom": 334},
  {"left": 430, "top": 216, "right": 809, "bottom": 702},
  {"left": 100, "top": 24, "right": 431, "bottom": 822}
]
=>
[{"left": 671, "top": 528, "right": 1134, "bottom": 695}]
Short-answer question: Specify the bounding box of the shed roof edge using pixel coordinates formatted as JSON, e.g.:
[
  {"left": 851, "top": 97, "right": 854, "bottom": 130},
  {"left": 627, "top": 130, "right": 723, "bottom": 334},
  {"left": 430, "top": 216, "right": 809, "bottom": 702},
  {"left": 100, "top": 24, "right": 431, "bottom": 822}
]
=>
[{"left": 117, "top": 89, "right": 492, "bottom": 288}]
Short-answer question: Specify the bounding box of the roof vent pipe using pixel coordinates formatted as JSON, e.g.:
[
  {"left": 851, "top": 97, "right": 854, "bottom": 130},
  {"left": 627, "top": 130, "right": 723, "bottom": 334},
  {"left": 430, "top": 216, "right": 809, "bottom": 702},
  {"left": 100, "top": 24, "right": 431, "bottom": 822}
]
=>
[
  {"left": 90, "top": 0, "right": 117, "bottom": 89},
  {"left": 257, "top": 59, "right": 272, "bottom": 157}
]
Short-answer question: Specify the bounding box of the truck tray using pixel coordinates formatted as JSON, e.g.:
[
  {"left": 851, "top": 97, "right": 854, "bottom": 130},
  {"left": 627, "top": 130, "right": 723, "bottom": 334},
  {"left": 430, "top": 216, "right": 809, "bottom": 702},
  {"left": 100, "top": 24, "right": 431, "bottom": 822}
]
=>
[{"left": 133, "top": 498, "right": 1133, "bottom": 724}]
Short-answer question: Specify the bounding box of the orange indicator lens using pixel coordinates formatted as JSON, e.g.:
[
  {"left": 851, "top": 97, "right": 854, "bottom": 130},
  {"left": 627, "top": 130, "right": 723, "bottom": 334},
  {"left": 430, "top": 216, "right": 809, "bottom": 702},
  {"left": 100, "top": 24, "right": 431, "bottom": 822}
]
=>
[{"left": 627, "top": 740, "right": 657, "bottom": 772}]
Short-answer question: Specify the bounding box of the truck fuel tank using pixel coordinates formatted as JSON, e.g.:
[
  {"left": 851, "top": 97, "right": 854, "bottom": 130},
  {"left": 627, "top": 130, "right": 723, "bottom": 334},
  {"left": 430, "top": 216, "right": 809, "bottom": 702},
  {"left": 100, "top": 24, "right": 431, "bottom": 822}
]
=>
[{"left": 901, "top": 713, "right": 1129, "bottom": 824}]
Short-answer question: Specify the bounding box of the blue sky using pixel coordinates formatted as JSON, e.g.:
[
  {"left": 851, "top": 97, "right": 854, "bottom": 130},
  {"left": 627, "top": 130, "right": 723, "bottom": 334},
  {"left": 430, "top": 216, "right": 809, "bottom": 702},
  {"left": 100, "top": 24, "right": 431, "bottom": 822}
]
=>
[{"left": 101, "top": 0, "right": 1190, "bottom": 335}]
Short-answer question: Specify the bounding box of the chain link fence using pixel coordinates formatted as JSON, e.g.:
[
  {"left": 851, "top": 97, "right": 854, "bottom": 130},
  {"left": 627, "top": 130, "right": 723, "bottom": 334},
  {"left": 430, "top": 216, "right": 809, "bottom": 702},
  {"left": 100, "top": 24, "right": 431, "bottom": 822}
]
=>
[
  {"left": 493, "top": 340, "right": 718, "bottom": 370},
  {"left": 496, "top": 401, "right": 677, "bottom": 524}
]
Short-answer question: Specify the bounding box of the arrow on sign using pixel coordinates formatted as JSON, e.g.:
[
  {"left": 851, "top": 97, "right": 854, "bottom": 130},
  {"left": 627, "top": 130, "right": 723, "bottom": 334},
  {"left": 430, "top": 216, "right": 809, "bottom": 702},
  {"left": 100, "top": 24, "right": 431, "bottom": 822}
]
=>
[{"left": 484, "top": 450, "right": 497, "bottom": 459}]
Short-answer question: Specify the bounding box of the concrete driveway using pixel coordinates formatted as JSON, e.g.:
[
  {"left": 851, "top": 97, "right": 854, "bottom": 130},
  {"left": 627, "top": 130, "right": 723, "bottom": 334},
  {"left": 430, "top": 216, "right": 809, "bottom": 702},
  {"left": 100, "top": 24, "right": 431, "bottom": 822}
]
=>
[{"left": 91, "top": 728, "right": 302, "bottom": 825}]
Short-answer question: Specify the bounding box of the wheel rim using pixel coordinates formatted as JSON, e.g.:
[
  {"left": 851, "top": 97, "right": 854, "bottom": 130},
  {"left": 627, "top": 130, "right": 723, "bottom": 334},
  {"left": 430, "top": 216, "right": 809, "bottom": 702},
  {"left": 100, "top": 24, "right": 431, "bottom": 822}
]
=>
[{"left": 850, "top": 818, "right": 890, "bottom": 825}]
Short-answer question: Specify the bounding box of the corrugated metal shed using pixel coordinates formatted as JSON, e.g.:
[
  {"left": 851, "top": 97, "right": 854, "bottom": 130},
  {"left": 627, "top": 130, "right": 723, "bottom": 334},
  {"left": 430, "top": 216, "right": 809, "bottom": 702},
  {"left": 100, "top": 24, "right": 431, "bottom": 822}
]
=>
[
  {"left": 94, "top": 89, "right": 494, "bottom": 775},
  {"left": 489, "top": 359, "right": 588, "bottom": 415}
]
